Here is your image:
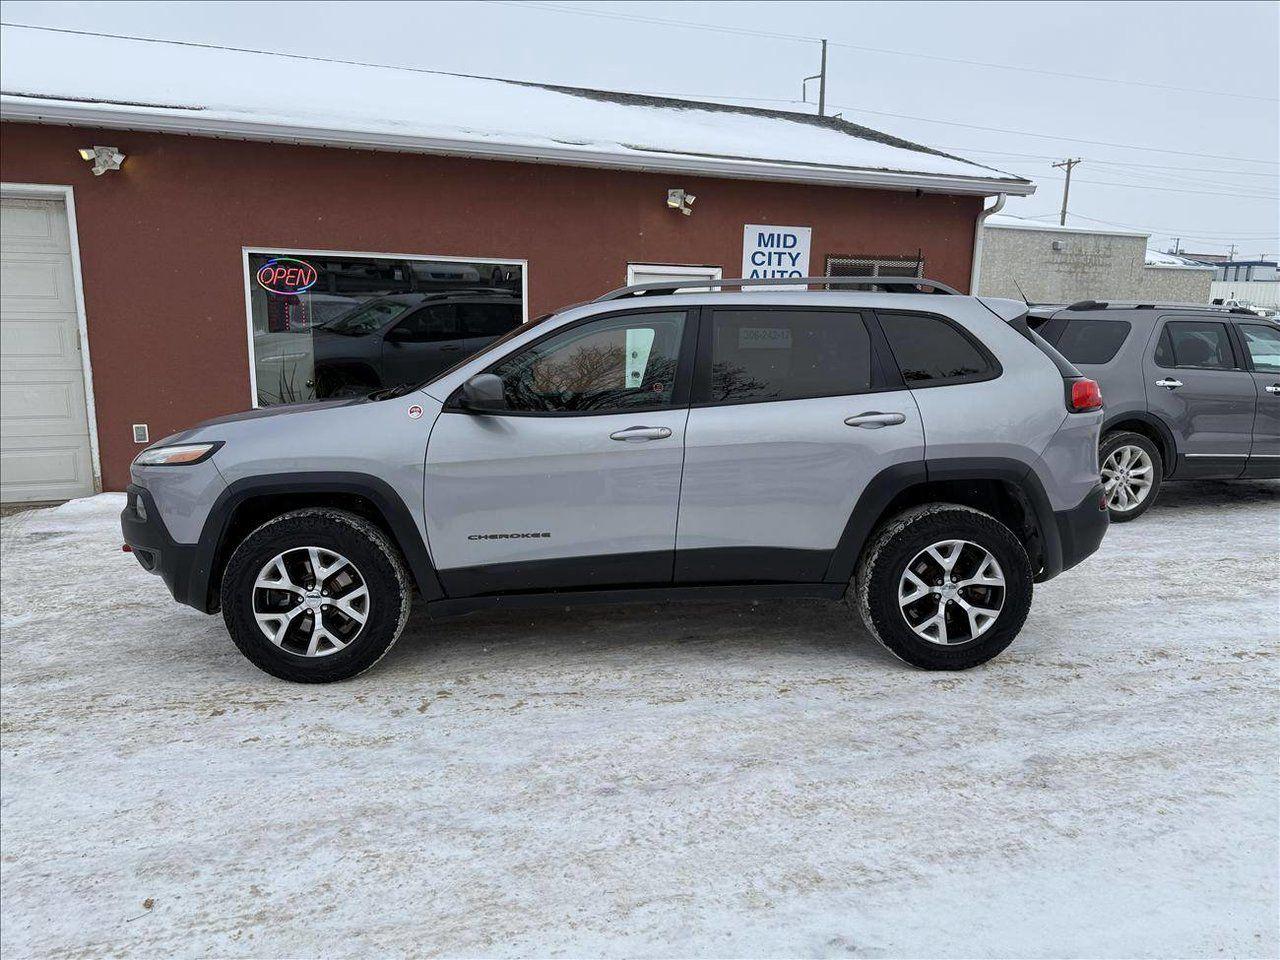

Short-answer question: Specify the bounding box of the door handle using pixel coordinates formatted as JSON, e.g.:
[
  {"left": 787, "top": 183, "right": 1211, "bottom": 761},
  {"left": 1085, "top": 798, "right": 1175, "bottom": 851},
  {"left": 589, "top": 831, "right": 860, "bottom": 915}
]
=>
[
  {"left": 609, "top": 426, "right": 672, "bottom": 442},
  {"left": 844, "top": 411, "right": 906, "bottom": 429},
  {"left": 439, "top": 345, "right": 464, "bottom": 352},
  {"left": 1267, "top": 384, "right": 1280, "bottom": 395},
  {"left": 1155, "top": 378, "right": 1183, "bottom": 390}
]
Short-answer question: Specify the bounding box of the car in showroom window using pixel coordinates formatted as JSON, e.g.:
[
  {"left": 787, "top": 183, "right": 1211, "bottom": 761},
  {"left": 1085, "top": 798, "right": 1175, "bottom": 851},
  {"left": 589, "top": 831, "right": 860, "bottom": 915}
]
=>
[{"left": 247, "top": 251, "right": 524, "bottom": 405}]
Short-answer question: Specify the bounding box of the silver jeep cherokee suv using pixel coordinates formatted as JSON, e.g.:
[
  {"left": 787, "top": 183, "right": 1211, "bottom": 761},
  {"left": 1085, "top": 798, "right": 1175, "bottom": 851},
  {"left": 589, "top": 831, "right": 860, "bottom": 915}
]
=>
[{"left": 122, "top": 277, "right": 1109, "bottom": 682}]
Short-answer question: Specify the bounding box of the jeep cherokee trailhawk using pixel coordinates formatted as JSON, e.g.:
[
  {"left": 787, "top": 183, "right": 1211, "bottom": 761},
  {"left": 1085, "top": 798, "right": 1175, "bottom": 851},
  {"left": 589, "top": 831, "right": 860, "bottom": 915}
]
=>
[{"left": 122, "top": 277, "right": 1109, "bottom": 682}]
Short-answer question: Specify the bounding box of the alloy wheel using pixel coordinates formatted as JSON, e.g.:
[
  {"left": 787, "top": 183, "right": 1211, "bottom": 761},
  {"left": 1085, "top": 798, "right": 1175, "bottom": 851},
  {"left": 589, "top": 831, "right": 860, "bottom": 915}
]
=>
[
  {"left": 898, "top": 539, "right": 1006, "bottom": 646},
  {"left": 252, "top": 546, "right": 370, "bottom": 657},
  {"left": 1101, "top": 444, "right": 1154, "bottom": 513}
]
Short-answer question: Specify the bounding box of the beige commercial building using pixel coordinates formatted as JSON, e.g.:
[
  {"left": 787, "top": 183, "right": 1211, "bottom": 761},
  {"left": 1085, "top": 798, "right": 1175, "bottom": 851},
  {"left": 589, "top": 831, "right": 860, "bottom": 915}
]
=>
[{"left": 977, "top": 215, "right": 1214, "bottom": 304}]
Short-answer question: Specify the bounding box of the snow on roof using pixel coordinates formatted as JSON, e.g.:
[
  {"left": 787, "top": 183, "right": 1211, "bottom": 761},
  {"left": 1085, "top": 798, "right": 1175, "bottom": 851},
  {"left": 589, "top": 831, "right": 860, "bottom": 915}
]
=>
[
  {"left": 984, "top": 214, "right": 1146, "bottom": 238},
  {"left": 0, "top": 25, "right": 1034, "bottom": 196},
  {"left": 1144, "top": 250, "right": 1216, "bottom": 270}
]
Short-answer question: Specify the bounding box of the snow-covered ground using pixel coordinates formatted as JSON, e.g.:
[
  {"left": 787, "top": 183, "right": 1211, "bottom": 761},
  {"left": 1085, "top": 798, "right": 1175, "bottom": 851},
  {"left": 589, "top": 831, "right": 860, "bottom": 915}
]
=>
[{"left": 1, "top": 483, "right": 1277, "bottom": 959}]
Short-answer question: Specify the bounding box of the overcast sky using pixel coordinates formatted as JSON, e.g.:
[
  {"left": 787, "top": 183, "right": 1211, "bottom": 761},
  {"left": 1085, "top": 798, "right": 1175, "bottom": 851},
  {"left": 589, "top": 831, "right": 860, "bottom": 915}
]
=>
[{"left": 5, "top": 0, "right": 1277, "bottom": 256}]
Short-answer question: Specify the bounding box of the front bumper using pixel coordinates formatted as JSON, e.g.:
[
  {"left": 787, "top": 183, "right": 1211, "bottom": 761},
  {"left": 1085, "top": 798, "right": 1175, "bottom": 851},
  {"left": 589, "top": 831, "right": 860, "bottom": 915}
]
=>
[
  {"left": 121, "top": 485, "right": 209, "bottom": 610},
  {"left": 1052, "top": 482, "right": 1109, "bottom": 575}
]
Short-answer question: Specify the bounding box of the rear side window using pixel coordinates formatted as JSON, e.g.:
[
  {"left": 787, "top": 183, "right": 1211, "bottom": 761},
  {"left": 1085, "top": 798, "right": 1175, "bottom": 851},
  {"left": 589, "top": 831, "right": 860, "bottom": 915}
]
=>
[
  {"left": 1051, "top": 320, "right": 1131, "bottom": 364},
  {"left": 700, "top": 310, "right": 872, "bottom": 403},
  {"left": 1155, "top": 321, "right": 1238, "bottom": 370},
  {"left": 879, "top": 312, "right": 993, "bottom": 385}
]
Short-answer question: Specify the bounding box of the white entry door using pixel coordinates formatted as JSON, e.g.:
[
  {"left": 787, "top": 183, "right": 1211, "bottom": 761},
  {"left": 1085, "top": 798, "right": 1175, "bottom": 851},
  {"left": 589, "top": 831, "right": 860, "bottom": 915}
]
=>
[
  {"left": 1, "top": 196, "right": 95, "bottom": 502},
  {"left": 626, "top": 263, "right": 723, "bottom": 291}
]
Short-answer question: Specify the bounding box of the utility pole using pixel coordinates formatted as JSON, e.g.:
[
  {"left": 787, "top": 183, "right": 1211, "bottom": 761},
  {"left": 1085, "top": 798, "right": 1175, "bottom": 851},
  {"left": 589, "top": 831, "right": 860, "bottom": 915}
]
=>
[
  {"left": 1052, "top": 158, "right": 1082, "bottom": 226},
  {"left": 1228, "top": 243, "right": 1237, "bottom": 260},
  {"left": 818, "top": 39, "right": 827, "bottom": 117}
]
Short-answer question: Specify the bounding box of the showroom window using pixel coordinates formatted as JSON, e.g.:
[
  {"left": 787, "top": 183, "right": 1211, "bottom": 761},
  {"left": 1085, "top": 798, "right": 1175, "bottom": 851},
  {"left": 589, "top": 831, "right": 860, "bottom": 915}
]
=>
[{"left": 246, "top": 251, "right": 524, "bottom": 406}]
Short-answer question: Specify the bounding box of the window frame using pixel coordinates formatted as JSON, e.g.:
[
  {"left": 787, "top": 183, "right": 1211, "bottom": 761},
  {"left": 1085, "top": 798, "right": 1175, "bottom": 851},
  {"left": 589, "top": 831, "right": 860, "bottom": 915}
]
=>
[
  {"left": 1235, "top": 321, "right": 1280, "bottom": 374},
  {"left": 241, "top": 245, "right": 528, "bottom": 408},
  {"left": 1153, "top": 318, "right": 1244, "bottom": 372},
  {"left": 688, "top": 305, "right": 899, "bottom": 408},
  {"left": 444, "top": 305, "right": 699, "bottom": 418},
  {"left": 870, "top": 308, "right": 1003, "bottom": 389}
]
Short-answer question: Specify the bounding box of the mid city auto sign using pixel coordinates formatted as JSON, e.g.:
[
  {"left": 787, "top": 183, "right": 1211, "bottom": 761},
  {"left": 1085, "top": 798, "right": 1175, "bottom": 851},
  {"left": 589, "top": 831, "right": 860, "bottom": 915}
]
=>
[{"left": 742, "top": 224, "right": 812, "bottom": 289}]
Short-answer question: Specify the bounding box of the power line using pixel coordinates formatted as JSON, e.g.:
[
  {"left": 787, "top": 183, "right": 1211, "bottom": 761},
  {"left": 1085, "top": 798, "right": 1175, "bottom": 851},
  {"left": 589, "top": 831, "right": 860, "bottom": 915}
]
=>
[
  {"left": 1043, "top": 212, "right": 1280, "bottom": 241},
  {"left": 832, "top": 104, "right": 1280, "bottom": 165},
  {"left": 1037, "top": 174, "right": 1277, "bottom": 201},
  {"left": 486, "top": 0, "right": 1279, "bottom": 103},
  {"left": 938, "top": 147, "right": 1280, "bottom": 179}
]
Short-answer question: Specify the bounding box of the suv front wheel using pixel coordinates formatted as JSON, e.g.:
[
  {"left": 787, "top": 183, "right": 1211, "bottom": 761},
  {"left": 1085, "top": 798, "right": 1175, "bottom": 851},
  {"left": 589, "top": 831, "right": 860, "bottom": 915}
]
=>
[
  {"left": 852, "top": 504, "right": 1034, "bottom": 670},
  {"left": 220, "top": 509, "right": 412, "bottom": 682}
]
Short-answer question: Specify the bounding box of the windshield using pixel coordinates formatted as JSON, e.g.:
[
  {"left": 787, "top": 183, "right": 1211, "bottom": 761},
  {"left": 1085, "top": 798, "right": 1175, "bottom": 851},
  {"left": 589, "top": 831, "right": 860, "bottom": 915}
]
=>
[{"left": 326, "top": 300, "right": 413, "bottom": 336}]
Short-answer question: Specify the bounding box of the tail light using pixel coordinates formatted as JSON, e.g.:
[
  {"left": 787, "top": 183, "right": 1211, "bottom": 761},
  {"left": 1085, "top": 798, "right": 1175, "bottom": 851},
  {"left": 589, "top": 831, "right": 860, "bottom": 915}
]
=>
[{"left": 1069, "top": 377, "right": 1103, "bottom": 412}]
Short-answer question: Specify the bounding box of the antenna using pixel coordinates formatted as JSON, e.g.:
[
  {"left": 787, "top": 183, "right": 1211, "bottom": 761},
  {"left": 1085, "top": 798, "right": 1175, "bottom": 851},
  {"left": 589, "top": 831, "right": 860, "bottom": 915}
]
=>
[{"left": 1013, "top": 278, "right": 1031, "bottom": 305}]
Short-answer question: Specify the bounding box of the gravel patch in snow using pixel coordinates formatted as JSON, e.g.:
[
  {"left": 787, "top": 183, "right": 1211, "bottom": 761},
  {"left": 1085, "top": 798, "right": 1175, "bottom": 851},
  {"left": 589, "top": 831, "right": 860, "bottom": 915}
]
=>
[{"left": 1, "top": 482, "right": 1277, "bottom": 958}]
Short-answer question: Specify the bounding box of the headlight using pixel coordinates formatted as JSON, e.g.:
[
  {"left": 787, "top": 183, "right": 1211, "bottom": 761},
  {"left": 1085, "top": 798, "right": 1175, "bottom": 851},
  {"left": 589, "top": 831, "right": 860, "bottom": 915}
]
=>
[{"left": 133, "top": 442, "right": 222, "bottom": 466}]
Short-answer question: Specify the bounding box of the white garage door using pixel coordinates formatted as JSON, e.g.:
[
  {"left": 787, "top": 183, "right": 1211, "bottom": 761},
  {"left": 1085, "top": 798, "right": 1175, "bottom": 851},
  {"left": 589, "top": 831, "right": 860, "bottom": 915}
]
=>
[{"left": 1, "top": 197, "right": 95, "bottom": 503}]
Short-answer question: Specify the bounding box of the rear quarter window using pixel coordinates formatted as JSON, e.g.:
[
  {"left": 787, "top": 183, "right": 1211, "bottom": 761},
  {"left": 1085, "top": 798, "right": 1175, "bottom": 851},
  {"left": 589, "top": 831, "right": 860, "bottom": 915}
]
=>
[
  {"left": 1052, "top": 320, "right": 1132, "bottom": 364},
  {"left": 878, "top": 312, "right": 995, "bottom": 386}
]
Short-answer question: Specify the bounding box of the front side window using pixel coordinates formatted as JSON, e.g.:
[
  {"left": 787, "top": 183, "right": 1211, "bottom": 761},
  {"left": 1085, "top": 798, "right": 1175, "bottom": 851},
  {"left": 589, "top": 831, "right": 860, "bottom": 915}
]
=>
[
  {"left": 700, "top": 310, "right": 872, "bottom": 404},
  {"left": 488, "top": 311, "right": 686, "bottom": 413},
  {"left": 247, "top": 251, "right": 523, "bottom": 405},
  {"left": 879, "top": 312, "right": 993, "bottom": 385},
  {"left": 1240, "top": 323, "right": 1280, "bottom": 373},
  {"left": 1155, "top": 321, "right": 1237, "bottom": 370}
]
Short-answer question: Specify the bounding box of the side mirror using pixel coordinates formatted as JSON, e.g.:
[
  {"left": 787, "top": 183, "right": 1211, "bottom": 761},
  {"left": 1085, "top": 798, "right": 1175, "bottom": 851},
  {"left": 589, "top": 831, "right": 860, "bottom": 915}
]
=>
[
  {"left": 385, "top": 325, "right": 414, "bottom": 343},
  {"left": 459, "top": 373, "right": 507, "bottom": 412}
]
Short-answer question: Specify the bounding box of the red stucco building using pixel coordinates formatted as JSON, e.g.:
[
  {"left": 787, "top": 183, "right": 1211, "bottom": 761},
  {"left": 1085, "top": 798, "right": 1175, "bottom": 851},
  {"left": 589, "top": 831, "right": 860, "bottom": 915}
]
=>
[{"left": 0, "top": 27, "right": 1032, "bottom": 498}]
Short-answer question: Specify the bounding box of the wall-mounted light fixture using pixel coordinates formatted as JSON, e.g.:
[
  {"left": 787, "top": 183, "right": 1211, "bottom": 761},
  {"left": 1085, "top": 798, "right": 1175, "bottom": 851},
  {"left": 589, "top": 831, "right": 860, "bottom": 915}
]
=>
[
  {"left": 667, "top": 188, "right": 696, "bottom": 216},
  {"left": 78, "top": 145, "right": 126, "bottom": 176}
]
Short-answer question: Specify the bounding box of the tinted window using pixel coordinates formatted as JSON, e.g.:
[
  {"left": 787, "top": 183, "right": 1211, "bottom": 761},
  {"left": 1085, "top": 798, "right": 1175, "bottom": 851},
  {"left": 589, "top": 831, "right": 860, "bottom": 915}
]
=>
[
  {"left": 880, "top": 313, "right": 992, "bottom": 384},
  {"left": 702, "top": 310, "right": 871, "bottom": 403},
  {"left": 1155, "top": 321, "right": 1237, "bottom": 370},
  {"left": 459, "top": 302, "right": 521, "bottom": 338},
  {"left": 392, "top": 305, "right": 459, "bottom": 343},
  {"left": 1240, "top": 323, "right": 1280, "bottom": 373},
  {"left": 489, "top": 311, "right": 686, "bottom": 413},
  {"left": 1052, "top": 319, "right": 1131, "bottom": 364}
]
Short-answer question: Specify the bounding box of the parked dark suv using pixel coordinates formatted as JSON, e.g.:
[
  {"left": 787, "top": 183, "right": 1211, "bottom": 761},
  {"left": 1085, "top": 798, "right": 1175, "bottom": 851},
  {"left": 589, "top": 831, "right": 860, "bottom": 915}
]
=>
[
  {"left": 312, "top": 289, "right": 522, "bottom": 397},
  {"left": 1030, "top": 301, "right": 1280, "bottom": 520}
]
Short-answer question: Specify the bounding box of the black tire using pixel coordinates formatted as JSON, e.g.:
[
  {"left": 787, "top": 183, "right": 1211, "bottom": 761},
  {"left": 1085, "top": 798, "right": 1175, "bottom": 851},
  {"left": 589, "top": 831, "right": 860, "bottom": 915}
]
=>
[
  {"left": 220, "top": 509, "right": 411, "bottom": 682},
  {"left": 850, "top": 503, "right": 1034, "bottom": 670},
  {"left": 1099, "top": 430, "right": 1163, "bottom": 522}
]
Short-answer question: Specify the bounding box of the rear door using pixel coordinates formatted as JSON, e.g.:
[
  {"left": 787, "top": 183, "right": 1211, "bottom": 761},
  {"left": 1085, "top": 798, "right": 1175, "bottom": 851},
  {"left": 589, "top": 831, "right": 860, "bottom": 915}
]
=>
[
  {"left": 424, "top": 308, "right": 696, "bottom": 595},
  {"left": 675, "top": 306, "right": 923, "bottom": 583},
  {"left": 1236, "top": 321, "right": 1280, "bottom": 478},
  {"left": 1144, "top": 317, "right": 1256, "bottom": 478}
]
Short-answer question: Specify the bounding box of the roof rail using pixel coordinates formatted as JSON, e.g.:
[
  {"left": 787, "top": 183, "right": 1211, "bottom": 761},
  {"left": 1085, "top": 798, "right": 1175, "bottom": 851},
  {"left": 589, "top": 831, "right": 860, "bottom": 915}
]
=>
[
  {"left": 594, "top": 275, "right": 962, "bottom": 302},
  {"left": 1066, "top": 299, "right": 1258, "bottom": 315}
]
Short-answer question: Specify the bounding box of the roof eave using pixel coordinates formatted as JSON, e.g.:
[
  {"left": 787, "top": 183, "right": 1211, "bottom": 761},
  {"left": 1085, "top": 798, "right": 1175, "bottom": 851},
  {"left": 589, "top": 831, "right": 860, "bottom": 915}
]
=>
[{"left": 0, "top": 97, "right": 1036, "bottom": 197}]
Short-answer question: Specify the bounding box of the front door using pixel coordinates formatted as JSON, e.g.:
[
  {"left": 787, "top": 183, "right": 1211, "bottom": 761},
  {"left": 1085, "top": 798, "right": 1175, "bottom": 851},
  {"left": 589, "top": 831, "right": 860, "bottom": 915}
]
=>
[
  {"left": 1237, "top": 321, "right": 1280, "bottom": 478},
  {"left": 1144, "top": 317, "right": 1257, "bottom": 478},
  {"left": 424, "top": 308, "right": 696, "bottom": 596},
  {"left": 675, "top": 306, "right": 924, "bottom": 583}
]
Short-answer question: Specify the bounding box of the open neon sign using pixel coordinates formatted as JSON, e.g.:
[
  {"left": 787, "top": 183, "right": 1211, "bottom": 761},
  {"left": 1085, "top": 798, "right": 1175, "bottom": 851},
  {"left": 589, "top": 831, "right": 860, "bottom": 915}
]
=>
[{"left": 256, "top": 258, "right": 318, "bottom": 295}]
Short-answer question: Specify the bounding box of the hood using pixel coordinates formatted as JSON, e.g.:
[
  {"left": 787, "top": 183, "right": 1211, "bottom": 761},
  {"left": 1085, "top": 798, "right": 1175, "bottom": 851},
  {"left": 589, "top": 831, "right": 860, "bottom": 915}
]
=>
[{"left": 157, "top": 398, "right": 367, "bottom": 446}]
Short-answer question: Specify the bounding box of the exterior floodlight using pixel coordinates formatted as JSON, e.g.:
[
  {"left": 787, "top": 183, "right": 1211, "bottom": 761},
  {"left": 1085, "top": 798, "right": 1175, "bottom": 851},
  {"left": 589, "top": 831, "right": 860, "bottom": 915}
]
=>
[
  {"left": 666, "top": 188, "right": 696, "bottom": 216},
  {"left": 79, "top": 145, "right": 126, "bottom": 176}
]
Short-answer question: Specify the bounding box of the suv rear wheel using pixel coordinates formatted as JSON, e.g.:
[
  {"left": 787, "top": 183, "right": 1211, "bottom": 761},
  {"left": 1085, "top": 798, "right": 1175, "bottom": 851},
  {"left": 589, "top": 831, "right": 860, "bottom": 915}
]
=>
[
  {"left": 220, "top": 509, "right": 412, "bottom": 682},
  {"left": 851, "top": 504, "right": 1033, "bottom": 670},
  {"left": 1099, "top": 430, "right": 1163, "bottom": 522}
]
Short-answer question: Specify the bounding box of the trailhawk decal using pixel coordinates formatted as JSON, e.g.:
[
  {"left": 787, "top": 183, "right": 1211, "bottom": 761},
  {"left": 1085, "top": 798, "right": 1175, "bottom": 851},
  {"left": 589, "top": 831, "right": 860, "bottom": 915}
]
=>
[{"left": 467, "top": 532, "right": 551, "bottom": 541}]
